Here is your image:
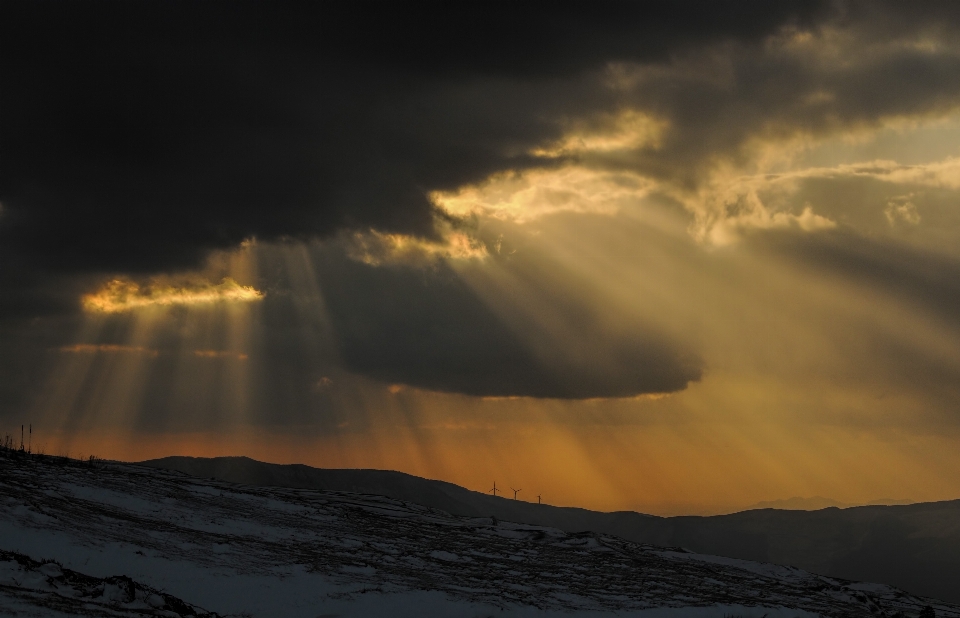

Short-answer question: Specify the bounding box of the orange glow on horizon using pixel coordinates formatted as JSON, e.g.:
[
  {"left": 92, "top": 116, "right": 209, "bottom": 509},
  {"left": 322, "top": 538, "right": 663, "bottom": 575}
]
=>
[{"left": 20, "top": 398, "right": 960, "bottom": 518}]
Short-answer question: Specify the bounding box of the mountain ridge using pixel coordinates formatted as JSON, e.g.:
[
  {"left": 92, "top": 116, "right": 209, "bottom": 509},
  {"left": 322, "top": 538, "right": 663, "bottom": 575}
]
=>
[
  {"left": 4, "top": 450, "right": 958, "bottom": 617},
  {"left": 141, "top": 454, "right": 960, "bottom": 603},
  {"left": 745, "top": 496, "right": 915, "bottom": 511}
]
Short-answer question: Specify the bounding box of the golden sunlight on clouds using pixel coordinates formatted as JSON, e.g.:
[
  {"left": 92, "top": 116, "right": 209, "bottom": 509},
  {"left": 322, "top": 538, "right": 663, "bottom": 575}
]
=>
[
  {"left": 818, "top": 157, "right": 960, "bottom": 189},
  {"left": 432, "top": 166, "right": 654, "bottom": 222},
  {"left": 428, "top": 109, "right": 850, "bottom": 241},
  {"left": 435, "top": 103, "right": 960, "bottom": 248},
  {"left": 430, "top": 149, "right": 839, "bottom": 247},
  {"left": 529, "top": 109, "right": 668, "bottom": 157},
  {"left": 885, "top": 196, "right": 922, "bottom": 226},
  {"left": 680, "top": 153, "right": 960, "bottom": 245},
  {"left": 81, "top": 277, "right": 263, "bottom": 313},
  {"left": 27, "top": 211, "right": 960, "bottom": 516},
  {"left": 20, "top": 2, "right": 960, "bottom": 532},
  {"left": 344, "top": 228, "right": 487, "bottom": 266},
  {"left": 59, "top": 343, "right": 159, "bottom": 357},
  {"left": 686, "top": 181, "right": 837, "bottom": 246},
  {"left": 430, "top": 111, "right": 667, "bottom": 225},
  {"left": 30, "top": 110, "right": 960, "bottom": 518},
  {"left": 30, "top": 245, "right": 263, "bottom": 440},
  {"left": 740, "top": 157, "right": 960, "bottom": 189}
]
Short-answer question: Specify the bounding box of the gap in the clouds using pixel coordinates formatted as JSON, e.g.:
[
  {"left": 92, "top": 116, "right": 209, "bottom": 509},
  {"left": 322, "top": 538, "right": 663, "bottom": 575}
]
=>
[{"left": 13, "top": 193, "right": 960, "bottom": 519}]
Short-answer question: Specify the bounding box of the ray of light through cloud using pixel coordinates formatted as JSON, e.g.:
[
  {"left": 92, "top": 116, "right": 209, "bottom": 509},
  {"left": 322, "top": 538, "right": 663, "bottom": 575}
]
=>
[{"left": 6, "top": 2, "right": 960, "bottom": 517}]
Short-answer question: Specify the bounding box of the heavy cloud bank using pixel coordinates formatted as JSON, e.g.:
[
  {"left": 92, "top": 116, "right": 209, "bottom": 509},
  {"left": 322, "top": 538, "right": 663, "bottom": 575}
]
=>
[{"left": 5, "top": 1, "right": 960, "bottom": 409}]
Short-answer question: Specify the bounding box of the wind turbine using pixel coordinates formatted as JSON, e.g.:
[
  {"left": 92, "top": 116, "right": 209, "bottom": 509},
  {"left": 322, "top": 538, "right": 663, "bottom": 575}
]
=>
[
  {"left": 490, "top": 481, "right": 500, "bottom": 497},
  {"left": 537, "top": 494, "right": 541, "bottom": 505},
  {"left": 511, "top": 487, "right": 521, "bottom": 500}
]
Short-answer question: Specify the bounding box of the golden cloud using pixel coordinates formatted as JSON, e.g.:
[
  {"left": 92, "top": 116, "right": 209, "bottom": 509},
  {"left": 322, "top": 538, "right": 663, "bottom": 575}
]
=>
[
  {"left": 796, "top": 157, "right": 960, "bottom": 189},
  {"left": 60, "top": 344, "right": 159, "bottom": 357},
  {"left": 82, "top": 277, "right": 264, "bottom": 313},
  {"left": 429, "top": 156, "right": 836, "bottom": 246},
  {"left": 432, "top": 165, "right": 654, "bottom": 223},
  {"left": 430, "top": 110, "right": 665, "bottom": 225},
  {"left": 686, "top": 178, "right": 837, "bottom": 246},
  {"left": 680, "top": 155, "right": 960, "bottom": 244},
  {"left": 885, "top": 196, "right": 922, "bottom": 226},
  {"left": 435, "top": 111, "right": 960, "bottom": 246},
  {"left": 530, "top": 110, "right": 668, "bottom": 158},
  {"left": 345, "top": 228, "right": 487, "bottom": 267}
]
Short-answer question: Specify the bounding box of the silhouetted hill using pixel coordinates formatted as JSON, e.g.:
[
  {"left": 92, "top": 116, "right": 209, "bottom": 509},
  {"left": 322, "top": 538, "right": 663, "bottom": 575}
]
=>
[
  {"left": 745, "top": 496, "right": 913, "bottom": 510},
  {"left": 9, "top": 452, "right": 957, "bottom": 617},
  {"left": 141, "top": 455, "right": 960, "bottom": 603}
]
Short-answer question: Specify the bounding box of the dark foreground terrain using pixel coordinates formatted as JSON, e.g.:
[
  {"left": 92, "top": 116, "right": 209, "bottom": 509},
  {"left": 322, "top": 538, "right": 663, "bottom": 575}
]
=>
[
  {"left": 0, "top": 548, "right": 219, "bottom": 617},
  {"left": 145, "top": 455, "right": 960, "bottom": 603},
  {"left": 1, "top": 451, "right": 958, "bottom": 617}
]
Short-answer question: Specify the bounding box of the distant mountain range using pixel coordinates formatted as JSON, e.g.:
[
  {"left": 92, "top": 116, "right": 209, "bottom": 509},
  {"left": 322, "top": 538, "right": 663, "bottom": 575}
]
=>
[
  {"left": 142, "top": 455, "right": 960, "bottom": 603},
  {"left": 745, "top": 496, "right": 914, "bottom": 511}
]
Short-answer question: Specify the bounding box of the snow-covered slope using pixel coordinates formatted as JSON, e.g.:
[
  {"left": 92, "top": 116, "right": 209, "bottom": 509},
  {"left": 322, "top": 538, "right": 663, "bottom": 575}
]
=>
[
  {"left": 0, "top": 548, "right": 218, "bottom": 617},
  {"left": 142, "top": 455, "right": 960, "bottom": 603},
  {"left": 2, "top": 452, "right": 957, "bottom": 618}
]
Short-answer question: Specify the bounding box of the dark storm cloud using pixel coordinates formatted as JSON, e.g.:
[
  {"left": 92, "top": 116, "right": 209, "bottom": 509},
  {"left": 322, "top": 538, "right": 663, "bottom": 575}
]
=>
[
  {"left": 7, "top": 1, "right": 960, "bottom": 406},
  {"left": 583, "top": 12, "right": 960, "bottom": 193},
  {"left": 0, "top": 0, "right": 828, "bottom": 277},
  {"left": 0, "top": 317, "right": 78, "bottom": 419},
  {"left": 0, "top": 0, "right": 823, "bottom": 403},
  {"left": 314, "top": 247, "right": 701, "bottom": 398},
  {"left": 5, "top": 1, "right": 960, "bottom": 280}
]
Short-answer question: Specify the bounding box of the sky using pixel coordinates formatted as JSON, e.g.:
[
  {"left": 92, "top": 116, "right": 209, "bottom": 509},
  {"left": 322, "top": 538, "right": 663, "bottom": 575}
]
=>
[{"left": 3, "top": 1, "right": 960, "bottom": 515}]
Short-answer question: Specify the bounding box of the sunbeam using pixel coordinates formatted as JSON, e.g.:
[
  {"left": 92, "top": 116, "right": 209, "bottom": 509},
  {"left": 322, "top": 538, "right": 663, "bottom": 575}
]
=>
[{"left": 7, "top": 2, "right": 960, "bottom": 523}]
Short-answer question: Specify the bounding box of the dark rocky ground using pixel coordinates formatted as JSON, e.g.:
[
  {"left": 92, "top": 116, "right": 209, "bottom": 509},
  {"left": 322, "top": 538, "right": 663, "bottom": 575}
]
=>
[
  {"left": 1, "top": 450, "right": 957, "bottom": 617},
  {"left": 144, "top": 455, "right": 960, "bottom": 602}
]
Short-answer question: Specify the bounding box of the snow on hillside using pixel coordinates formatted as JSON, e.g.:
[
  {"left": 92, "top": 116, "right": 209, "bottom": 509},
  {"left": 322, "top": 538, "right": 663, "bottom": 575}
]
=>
[
  {"left": 1, "top": 451, "right": 957, "bottom": 618},
  {"left": 0, "top": 548, "right": 218, "bottom": 617}
]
